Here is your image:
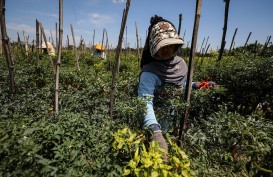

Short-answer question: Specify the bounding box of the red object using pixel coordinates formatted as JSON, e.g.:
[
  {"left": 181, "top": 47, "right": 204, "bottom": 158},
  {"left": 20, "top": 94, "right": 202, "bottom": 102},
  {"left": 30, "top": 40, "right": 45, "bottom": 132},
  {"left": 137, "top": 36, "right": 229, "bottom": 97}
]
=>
[{"left": 199, "top": 81, "right": 210, "bottom": 89}]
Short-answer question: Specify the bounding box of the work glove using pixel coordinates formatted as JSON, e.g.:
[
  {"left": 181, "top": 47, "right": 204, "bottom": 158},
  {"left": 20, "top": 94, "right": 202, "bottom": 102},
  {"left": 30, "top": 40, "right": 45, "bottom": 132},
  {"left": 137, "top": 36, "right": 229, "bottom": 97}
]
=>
[{"left": 198, "top": 81, "right": 218, "bottom": 90}]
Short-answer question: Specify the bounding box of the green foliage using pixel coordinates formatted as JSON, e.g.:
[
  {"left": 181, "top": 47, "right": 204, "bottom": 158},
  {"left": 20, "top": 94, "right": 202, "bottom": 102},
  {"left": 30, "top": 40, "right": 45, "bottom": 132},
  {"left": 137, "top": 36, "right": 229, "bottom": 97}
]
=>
[
  {"left": 112, "top": 127, "right": 194, "bottom": 177},
  {"left": 197, "top": 54, "right": 273, "bottom": 118},
  {"left": 184, "top": 107, "right": 273, "bottom": 176},
  {"left": 0, "top": 112, "right": 120, "bottom": 176},
  {"left": 152, "top": 84, "right": 227, "bottom": 132},
  {"left": 1, "top": 46, "right": 272, "bottom": 176}
]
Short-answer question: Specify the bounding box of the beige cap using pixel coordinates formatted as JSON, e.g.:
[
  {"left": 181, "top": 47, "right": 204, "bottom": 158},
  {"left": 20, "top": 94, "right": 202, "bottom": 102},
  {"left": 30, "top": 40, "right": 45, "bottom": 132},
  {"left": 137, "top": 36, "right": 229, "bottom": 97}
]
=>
[
  {"left": 149, "top": 21, "right": 184, "bottom": 58},
  {"left": 42, "top": 42, "right": 55, "bottom": 54}
]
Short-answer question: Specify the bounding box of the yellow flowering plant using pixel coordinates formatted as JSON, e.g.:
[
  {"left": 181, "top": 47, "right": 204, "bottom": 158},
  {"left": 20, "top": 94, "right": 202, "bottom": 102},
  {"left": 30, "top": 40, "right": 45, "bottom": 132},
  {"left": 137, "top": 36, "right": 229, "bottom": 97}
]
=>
[{"left": 112, "top": 127, "right": 194, "bottom": 177}]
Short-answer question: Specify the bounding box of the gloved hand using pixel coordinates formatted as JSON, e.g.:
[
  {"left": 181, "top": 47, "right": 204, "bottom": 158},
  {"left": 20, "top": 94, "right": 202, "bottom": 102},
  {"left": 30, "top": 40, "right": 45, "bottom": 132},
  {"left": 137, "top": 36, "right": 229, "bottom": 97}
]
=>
[{"left": 199, "top": 81, "right": 218, "bottom": 90}]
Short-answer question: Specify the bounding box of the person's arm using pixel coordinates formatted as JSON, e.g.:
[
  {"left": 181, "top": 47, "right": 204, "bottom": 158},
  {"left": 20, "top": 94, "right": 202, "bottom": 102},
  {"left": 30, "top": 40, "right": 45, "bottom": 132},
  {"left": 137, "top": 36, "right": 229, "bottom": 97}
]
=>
[
  {"left": 185, "top": 81, "right": 218, "bottom": 90},
  {"left": 192, "top": 82, "right": 201, "bottom": 89},
  {"left": 101, "top": 52, "right": 106, "bottom": 59},
  {"left": 138, "top": 72, "right": 162, "bottom": 127},
  {"left": 183, "top": 81, "right": 200, "bottom": 90}
]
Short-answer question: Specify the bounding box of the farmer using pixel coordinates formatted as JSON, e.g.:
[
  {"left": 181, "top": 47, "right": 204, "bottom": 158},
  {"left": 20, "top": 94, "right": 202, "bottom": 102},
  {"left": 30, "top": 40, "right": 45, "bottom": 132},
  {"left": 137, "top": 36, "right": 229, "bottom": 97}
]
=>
[
  {"left": 138, "top": 15, "right": 217, "bottom": 155},
  {"left": 92, "top": 44, "right": 107, "bottom": 59},
  {"left": 41, "top": 42, "right": 55, "bottom": 57}
]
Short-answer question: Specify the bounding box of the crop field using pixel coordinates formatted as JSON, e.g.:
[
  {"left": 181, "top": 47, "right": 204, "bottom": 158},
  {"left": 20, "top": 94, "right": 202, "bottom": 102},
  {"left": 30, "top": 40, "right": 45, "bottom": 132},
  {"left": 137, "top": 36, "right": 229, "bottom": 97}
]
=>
[
  {"left": 1, "top": 44, "right": 273, "bottom": 176},
  {"left": 1, "top": 0, "right": 273, "bottom": 176}
]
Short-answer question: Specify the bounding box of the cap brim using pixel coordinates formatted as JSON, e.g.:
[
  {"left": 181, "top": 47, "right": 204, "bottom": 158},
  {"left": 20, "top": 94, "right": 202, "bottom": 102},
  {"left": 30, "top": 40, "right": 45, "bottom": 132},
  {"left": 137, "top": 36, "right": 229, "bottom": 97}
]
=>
[{"left": 151, "top": 38, "right": 184, "bottom": 57}]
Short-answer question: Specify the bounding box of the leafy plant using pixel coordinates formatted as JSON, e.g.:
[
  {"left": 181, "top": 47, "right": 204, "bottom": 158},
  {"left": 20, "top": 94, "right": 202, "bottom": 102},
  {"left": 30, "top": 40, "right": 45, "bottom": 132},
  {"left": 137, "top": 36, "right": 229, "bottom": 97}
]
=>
[{"left": 112, "top": 127, "right": 194, "bottom": 177}]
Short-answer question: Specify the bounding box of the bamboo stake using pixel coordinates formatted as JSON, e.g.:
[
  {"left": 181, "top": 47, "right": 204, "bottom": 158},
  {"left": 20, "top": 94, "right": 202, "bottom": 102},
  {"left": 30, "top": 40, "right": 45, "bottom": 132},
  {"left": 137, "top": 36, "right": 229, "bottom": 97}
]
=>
[
  {"left": 179, "top": 0, "right": 202, "bottom": 143},
  {"left": 101, "top": 28, "right": 105, "bottom": 51},
  {"left": 88, "top": 41, "right": 91, "bottom": 51},
  {"left": 50, "top": 30, "right": 55, "bottom": 49},
  {"left": 110, "top": 0, "right": 131, "bottom": 119},
  {"left": 200, "top": 43, "right": 210, "bottom": 68},
  {"left": 83, "top": 40, "right": 86, "bottom": 51},
  {"left": 31, "top": 39, "right": 34, "bottom": 53},
  {"left": 66, "top": 34, "right": 69, "bottom": 50},
  {"left": 262, "top": 35, "right": 271, "bottom": 54},
  {"left": 217, "top": 0, "right": 230, "bottom": 62},
  {"left": 55, "top": 22, "right": 58, "bottom": 49},
  {"left": 244, "top": 32, "right": 252, "bottom": 49},
  {"left": 0, "top": 0, "right": 15, "bottom": 94},
  {"left": 54, "top": 0, "right": 63, "bottom": 115},
  {"left": 178, "top": 14, "right": 182, "bottom": 35},
  {"left": 40, "top": 22, "right": 55, "bottom": 74},
  {"left": 23, "top": 30, "right": 29, "bottom": 57},
  {"left": 36, "top": 19, "right": 40, "bottom": 66},
  {"left": 203, "top": 36, "right": 209, "bottom": 55},
  {"left": 70, "top": 24, "right": 80, "bottom": 71},
  {"left": 183, "top": 29, "right": 186, "bottom": 41},
  {"left": 229, "top": 27, "right": 237, "bottom": 53},
  {"left": 79, "top": 35, "right": 83, "bottom": 51},
  {"left": 135, "top": 21, "right": 140, "bottom": 66},
  {"left": 0, "top": 36, "right": 2, "bottom": 55},
  {"left": 17, "top": 32, "right": 24, "bottom": 58},
  {"left": 198, "top": 37, "right": 205, "bottom": 54},
  {"left": 231, "top": 41, "right": 235, "bottom": 50},
  {"left": 92, "top": 29, "right": 95, "bottom": 50},
  {"left": 266, "top": 36, "right": 271, "bottom": 46},
  {"left": 105, "top": 29, "right": 109, "bottom": 54},
  {"left": 124, "top": 25, "right": 127, "bottom": 59},
  {"left": 40, "top": 26, "right": 42, "bottom": 49},
  {"left": 117, "top": 9, "right": 126, "bottom": 71},
  {"left": 265, "top": 36, "right": 271, "bottom": 47}
]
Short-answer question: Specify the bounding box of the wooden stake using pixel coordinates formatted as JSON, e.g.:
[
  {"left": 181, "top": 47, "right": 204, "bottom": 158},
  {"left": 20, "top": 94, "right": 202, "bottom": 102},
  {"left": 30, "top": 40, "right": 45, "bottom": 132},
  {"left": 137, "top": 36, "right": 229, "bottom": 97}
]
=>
[
  {"left": 244, "top": 32, "right": 252, "bottom": 49},
  {"left": 70, "top": 24, "right": 80, "bottom": 71},
  {"left": 203, "top": 36, "right": 209, "bottom": 55},
  {"left": 92, "top": 29, "right": 95, "bottom": 50},
  {"left": 101, "top": 28, "right": 105, "bottom": 51},
  {"left": 36, "top": 19, "right": 40, "bottom": 66},
  {"left": 183, "top": 29, "right": 186, "bottom": 41},
  {"left": 135, "top": 21, "right": 140, "bottom": 66},
  {"left": 198, "top": 37, "right": 205, "bottom": 54},
  {"left": 217, "top": 0, "right": 230, "bottom": 62},
  {"left": 200, "top": 43, "right": 210, "bottom": 68},
  {"left": 105, "top": 29, "right": 109, "bottom": 54},
  {"left": 23, "top": 30, "right": 29, "bottom": 57},
  {"left": 50, "top": 30, "right": 55, "bottom": 49},
  {"left": 55, "top": 22, "right": 58, "bottom": 49},
  {"left": 110, "top": 0, "right": 131, "bottom": 119},
  {"left": 178, "top": 14, "right": 182, "bottom": 35},
  {"left": 229, "top": 28, "right": 237, "bottom": 53},
  {"left": 0, "top": 0, "right": 15, "bottom": 94},
  {"left": 179, "top": 0, "right": 203, "bottom": 143},
  {"left": 66, "top": 34, "right": 69, "bottom": 50},
  {"left": 54, "top": 0, "right": 63, "bottom": 115},
  {"left": 262, "top": 35, "right": 271, "bottom": 54},
  {"left": 0, "top": 36, "right": 2, "bottom": 55},
  {"left": 17, "top": 32, "right": 24, "bottom": 57}
]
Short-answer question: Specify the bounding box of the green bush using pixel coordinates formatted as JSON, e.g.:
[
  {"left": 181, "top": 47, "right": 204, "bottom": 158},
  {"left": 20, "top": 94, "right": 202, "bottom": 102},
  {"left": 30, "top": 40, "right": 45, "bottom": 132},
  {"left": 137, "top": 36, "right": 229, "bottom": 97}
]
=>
[
  {"left": 185, "top": 107, "right": 273, "bottom": 176},
  {"left": 1, "top": 47, "right": 272, "bottom": 176},
  {"left": 198, "top": 54, "right": 273, "bottom": 118}
]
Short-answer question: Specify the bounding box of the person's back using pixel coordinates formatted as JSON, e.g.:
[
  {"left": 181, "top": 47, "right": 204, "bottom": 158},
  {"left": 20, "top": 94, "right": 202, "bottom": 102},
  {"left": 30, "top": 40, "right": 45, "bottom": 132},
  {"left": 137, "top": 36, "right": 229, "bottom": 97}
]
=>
[{"left": 92, "top": 44, "right": 107, "bottom": 59}]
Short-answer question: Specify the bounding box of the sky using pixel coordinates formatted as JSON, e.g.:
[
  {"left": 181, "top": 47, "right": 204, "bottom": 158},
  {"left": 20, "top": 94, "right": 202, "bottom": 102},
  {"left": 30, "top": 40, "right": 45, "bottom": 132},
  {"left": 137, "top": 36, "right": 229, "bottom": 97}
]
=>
[{"left": 4, "top": 0, "right": 273, "bottom": 51}]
